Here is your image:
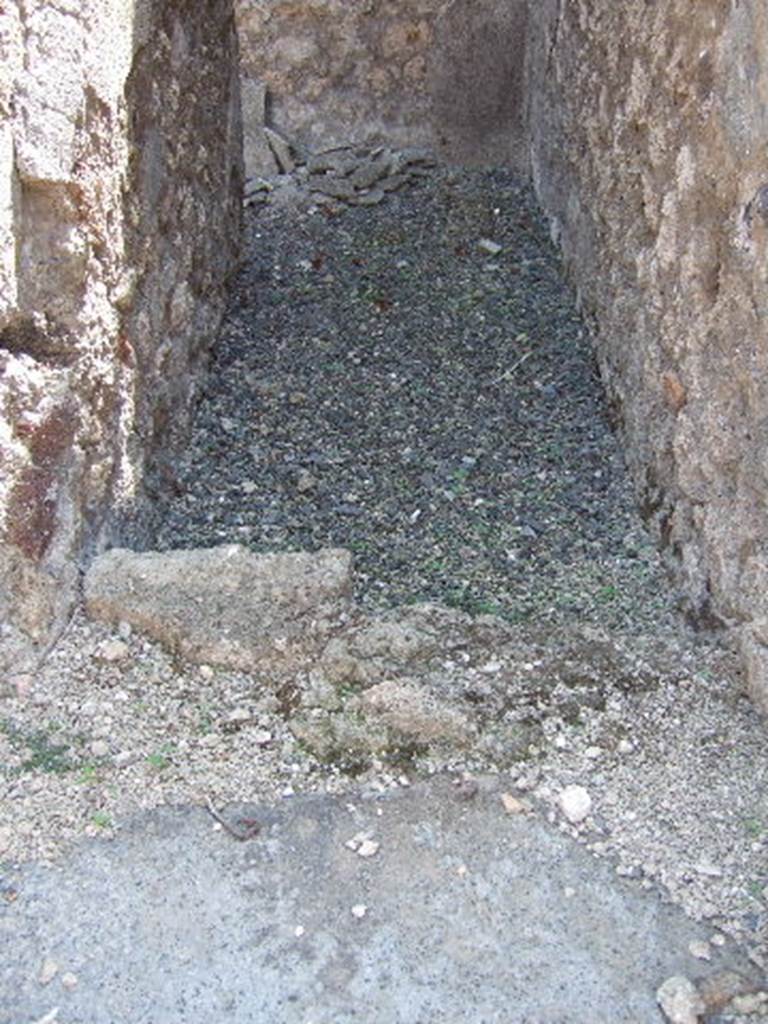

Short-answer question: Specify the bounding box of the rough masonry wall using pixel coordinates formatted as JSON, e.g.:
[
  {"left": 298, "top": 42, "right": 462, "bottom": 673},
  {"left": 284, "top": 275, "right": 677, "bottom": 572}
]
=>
[
  {"left": 0, "top": 0, "right": 242, "bottom": 672},
  {"left": 527, "top": 0, "right": 768, "bottom": 708},
  {"left": 235, "top": 0, "right": 528, "bottom": 175}
]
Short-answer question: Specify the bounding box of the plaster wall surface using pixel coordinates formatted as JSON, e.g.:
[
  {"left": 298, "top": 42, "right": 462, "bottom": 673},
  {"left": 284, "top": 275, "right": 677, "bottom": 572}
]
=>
[
  {"left": 527, "top": 0, "right": 768, "bottom": 708},
  {"left": 0, "top": 0, "right": 242, "bottom": 671}
]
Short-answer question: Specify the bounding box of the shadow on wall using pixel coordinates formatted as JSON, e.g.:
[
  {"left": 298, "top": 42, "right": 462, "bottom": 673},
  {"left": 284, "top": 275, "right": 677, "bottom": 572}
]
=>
[
  {"left": 235, "top": 0, "right": 529, "bottom": 175},
  {"left": 429, "top": 0, "right": 529, "bottom": 168}
]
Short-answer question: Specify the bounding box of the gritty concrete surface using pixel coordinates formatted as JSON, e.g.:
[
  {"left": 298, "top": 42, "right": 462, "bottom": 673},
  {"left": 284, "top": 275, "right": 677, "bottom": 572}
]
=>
[{"left": 0, "top": 776, "right": 758, "bottom": 1023}]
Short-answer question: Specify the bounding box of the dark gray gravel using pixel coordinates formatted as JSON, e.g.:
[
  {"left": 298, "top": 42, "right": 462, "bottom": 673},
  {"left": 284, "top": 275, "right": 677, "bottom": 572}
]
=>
[{"left": 140, "top": 167, "right": 676, "bottom": 631}]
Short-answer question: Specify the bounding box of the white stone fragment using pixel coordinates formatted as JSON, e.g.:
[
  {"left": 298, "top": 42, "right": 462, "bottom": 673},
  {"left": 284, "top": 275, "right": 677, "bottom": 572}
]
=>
[
  {"left": 61, "top": 972, "right": 78, "bottom": 990},
  {"left": 559, "top": 785, "right": 592, "bottom": 824},
  {"left": 357, "top": 839, "right": 380, "bottom": 858},
  {"left": 731, "top": 992, "right": 768, "bottom": 1014},
  {"left": 477, "top": 238, "right": 503, "bottom": 255},
  {"left": 38, "top": 958, "right": 59, "bottom": 985},
  {"left": 478, "top": 660, "right": 502, "bottom": 674},
  {"left": 294, "top": 925, "right": 305, "bottom": 938},
  {"left": 500, "top": 792, "right": 528, "bottom": 815},
  {"left": 31, "top": 1010, "right": 59, "bottom": 1024},
  {"left": 0, "top": 827, "right": 12, "bottom": 854},
  {"left": 693, "top": 860, "right": 723, "bottom": 878},
  {"left": 351, "top": 904, "right": 368, "bottom": 919},
  {"left": 94, "top": 639, "right": 129, "bottom": 663},
  {"left": 688, "top": 940, "right": 711, "bottom": 961},
  {"left": 345, "top": 830, "right": 373, "bottom": 851},
  {"left": 656, "top": 975, "right": 705, "bottom": 1024}
]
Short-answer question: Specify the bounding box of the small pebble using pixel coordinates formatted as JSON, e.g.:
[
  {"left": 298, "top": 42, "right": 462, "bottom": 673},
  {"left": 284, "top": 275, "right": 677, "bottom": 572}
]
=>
[
  {"left": 38, "top": 958, "right": 59, "bottom": 986},
  {"left": 559, "top": 785, "right": 592, "bottom": 824},
  {"left": 357, "top": 839, "right": 380, "bottom": 858},
  {"left": 61, "top": 972, "right": 78, "bottom": 990},
  {"left": 500, "top": 792, "right": 528, "bottom": 815},
  {"left": 0, "top": 826, "right": 12, "bottom": 854},
  {"left": 294, "top": 926, "right": 305, "bottom": 938},
  {"left": 351, "top": 904, "right": 368, "bottom": 919},
  {"left": 477, "top": 238, "right": 503, "bottom": 255},
  {"left": 31, "top": 1011, "right": 59, "bottom": 1024},
  {"left": 90, "top": 740, "right": 109, "bottom": 758},
  {"left": 617, "top": 739, "right": 634, "bottom": 754},
  {"left": 693, "top": 861, "right": 723, "bottom": 879},
  {"left": 9, "top": 673, "right": 33, "bottom": 698},
  {"left": 656, "top": 975, "right": 705, "bottom": 1024},
  {"left": 731, "top": 992, "right": 768, "bottom": 1013},
  {"left": 688, "top": 940, "right": 711, "bottom": 961},
  {"left": 94, "top": 639, "right": 129, "bottom": 663}
]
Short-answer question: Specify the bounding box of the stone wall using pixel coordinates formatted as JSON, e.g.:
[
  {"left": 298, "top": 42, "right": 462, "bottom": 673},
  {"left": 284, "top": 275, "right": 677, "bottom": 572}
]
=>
[
  {"left": 0, "top": 0, "right": 242, "bottom": 671},
  {"left": 527, "top": 0, "right": 768, "bottom": 709},
  {"left": 235, "top": 0, "right": 529, "bottom": 176}
]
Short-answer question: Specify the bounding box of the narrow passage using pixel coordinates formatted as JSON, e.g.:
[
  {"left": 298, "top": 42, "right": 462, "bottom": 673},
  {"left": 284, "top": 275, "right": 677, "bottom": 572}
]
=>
[{"left": 147, "top": 166, "right": 674, "bottom": 632}]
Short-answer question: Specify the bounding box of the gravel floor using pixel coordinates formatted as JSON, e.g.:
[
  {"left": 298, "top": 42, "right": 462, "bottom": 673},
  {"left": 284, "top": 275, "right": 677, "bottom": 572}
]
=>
[
  {"left": 143, "top": 166, "right": 675, "bottom": 634},
  {"left": 2, "top": 166, "right": 767, "bottom": 1002}
]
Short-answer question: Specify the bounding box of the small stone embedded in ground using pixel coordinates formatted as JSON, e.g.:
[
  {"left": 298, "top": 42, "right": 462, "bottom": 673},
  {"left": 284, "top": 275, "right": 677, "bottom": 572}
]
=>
[
  {"left": 296, "top": 469, "right": 316, "bottom": 493},
  {"left": 478, "top": 238, "right": 503, "bottom": 256},
  {"left": 656, "top": 975, "right": 706, "bottom": 1024},
  {"left": 501, "top": 792, "right": 529, "bottom": 815},
  {"left": 688, "top": 939, "right": 711, "bottom": 961},
  {"left": 94, "top": 639, "right": 129, "bottom": 663},
  {"left": 290, "top": 672, "right": 473, "bottom": 766},
  {"left": 730, "top": 992, "right": 768, "bottom": 1014},
  {"left": 30, "top": 1011, "right": 60, "bottom": 1024},
  {"left": 60, "top": 972, "right": 78, "bottom": 990},
  {"left": 697, "top": 971, "right": 761, "bottom": 1014},
  {"left": 84, "top": 545, "right": 353, "bottom": 677},
  {"left": 357, "top": 839, "right": 379, "bottom": 858},
  {"left": 693, "top": 860, "right": 723, "bottom": 879},
  {"left": 351, "top": 904, "right": 368, "bottom": 918},
  {"left": 559, "top": 785, "right": 592, "bottom": 824},
  {"left": 9, "top": 672, "right": 33, "bottom": 697},
  {"left": 89, "top": 740, "right": 109, "bottom": 758},
  {"left": 0, "top": 826, "right": 12, "bottom": 854},
  {"left": 38, "top": 958, "right": 59, "bottom": 985}
]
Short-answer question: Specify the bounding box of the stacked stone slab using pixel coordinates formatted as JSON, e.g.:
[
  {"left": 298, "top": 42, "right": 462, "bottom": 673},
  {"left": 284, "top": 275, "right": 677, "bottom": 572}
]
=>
[{"left": 0, "top": 0, "right": 242, "bottom": 671}]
